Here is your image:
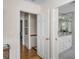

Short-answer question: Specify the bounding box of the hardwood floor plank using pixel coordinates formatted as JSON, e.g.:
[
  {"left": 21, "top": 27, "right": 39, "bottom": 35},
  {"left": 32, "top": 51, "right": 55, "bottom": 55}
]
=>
[{"left": 21, "top": 46, "right": 42, "bottom": 59}]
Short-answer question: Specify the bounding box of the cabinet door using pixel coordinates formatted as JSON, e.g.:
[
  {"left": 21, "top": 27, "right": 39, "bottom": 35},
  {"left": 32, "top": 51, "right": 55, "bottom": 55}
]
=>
[{"left": 37, "top": 10, "right": 50, "bottom": 59}]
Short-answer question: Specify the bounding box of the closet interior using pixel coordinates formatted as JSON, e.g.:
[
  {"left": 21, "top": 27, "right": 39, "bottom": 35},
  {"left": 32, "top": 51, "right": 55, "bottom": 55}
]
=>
[{"left": 20, "top": 11, "right": 37, "bottom": 51}]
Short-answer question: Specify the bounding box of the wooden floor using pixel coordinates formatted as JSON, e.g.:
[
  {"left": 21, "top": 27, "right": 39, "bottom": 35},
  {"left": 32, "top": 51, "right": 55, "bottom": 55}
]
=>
[{"left": 21, "top": 46, "right": 42, "bottom": 59}]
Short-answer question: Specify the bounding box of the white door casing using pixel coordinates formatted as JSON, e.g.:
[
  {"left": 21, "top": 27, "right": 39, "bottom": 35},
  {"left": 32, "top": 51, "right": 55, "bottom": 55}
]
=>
[{"left": 51, "top": 8, "right": 59, "bottom": 59}]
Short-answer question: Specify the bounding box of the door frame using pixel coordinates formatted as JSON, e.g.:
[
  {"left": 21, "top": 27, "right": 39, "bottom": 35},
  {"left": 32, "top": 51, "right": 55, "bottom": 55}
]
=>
[
  {"left": 51, "top": 0, "right": 75, "bottom": 59},
  {"left": 20, "top": 10, "right": 40, "bottom": 59}
]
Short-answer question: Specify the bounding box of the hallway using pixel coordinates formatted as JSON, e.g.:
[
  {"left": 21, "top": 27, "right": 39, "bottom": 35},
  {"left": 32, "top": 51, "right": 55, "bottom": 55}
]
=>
[{"left": 21, "top": 46, "right": 42, "bottom": 59}]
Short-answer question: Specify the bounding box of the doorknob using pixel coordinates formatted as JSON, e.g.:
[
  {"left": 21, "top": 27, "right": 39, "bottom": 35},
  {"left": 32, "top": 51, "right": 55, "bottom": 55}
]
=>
[
  {"left": 46, "top": 38, "right": 49, "bottom": 40},
  {"left": 55, "top": 38, "right": 57, "bottom": 40}
]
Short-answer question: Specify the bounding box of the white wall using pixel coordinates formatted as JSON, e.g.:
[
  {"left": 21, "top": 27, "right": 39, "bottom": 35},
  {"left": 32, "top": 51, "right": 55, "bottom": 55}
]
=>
[
  {"left": 30, "top": 14, "right": 37, "bottom": 34},
  {"left": 3, "top": 0, "right": 41, "bottom": 59}
]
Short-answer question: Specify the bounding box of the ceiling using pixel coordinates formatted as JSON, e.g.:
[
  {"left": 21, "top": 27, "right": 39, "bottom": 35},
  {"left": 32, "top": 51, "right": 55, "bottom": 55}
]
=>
[
  {"left": 24, "top": 0, "right": 48, "bottom": 4},
  {"left": 59, "top": 1, "right": 75, "bottom": 14}
]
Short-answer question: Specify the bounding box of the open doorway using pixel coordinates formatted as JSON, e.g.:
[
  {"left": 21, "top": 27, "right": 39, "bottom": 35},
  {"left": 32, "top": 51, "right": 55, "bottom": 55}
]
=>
[
  {"left": 20, "top": 11, "right": 41, "bottom": 59},
  {"left": 58, "top": 1, "right": 75, "bottom": 59},
  {"left": 30, "top": 14, "right": 37, "bottom": 51},
  {"left": 51, "top": 1, "right": 75, "bottom": 59}
]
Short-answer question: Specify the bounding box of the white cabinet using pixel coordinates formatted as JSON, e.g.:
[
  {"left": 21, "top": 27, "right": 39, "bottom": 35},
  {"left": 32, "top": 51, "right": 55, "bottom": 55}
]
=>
[
  {"left": 31, "top": 36, "right": 37, "bottom": 48},
  {"left": 58, "top": 35, "right": 72, "bottom": 53}
]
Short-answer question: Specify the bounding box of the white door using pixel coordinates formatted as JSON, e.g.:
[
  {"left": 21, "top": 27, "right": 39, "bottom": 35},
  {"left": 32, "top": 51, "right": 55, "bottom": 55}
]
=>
[{"left": 37, "top": 10, "right": 50, "bottom": 59}]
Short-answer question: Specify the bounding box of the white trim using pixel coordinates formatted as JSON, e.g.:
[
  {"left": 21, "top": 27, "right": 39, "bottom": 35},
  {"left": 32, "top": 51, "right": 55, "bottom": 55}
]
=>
[
  {"left": 22, "top": 13, "right": 25, "bottom": 45},
  {"left": 28, "top": 13, "right": 31, "bottom": 49},
  {"left": 48, "top": 9, "right": 51, "bottom": 59},
  {"left": 51, "top": 8, "right": 59, "bottom": 59}
]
